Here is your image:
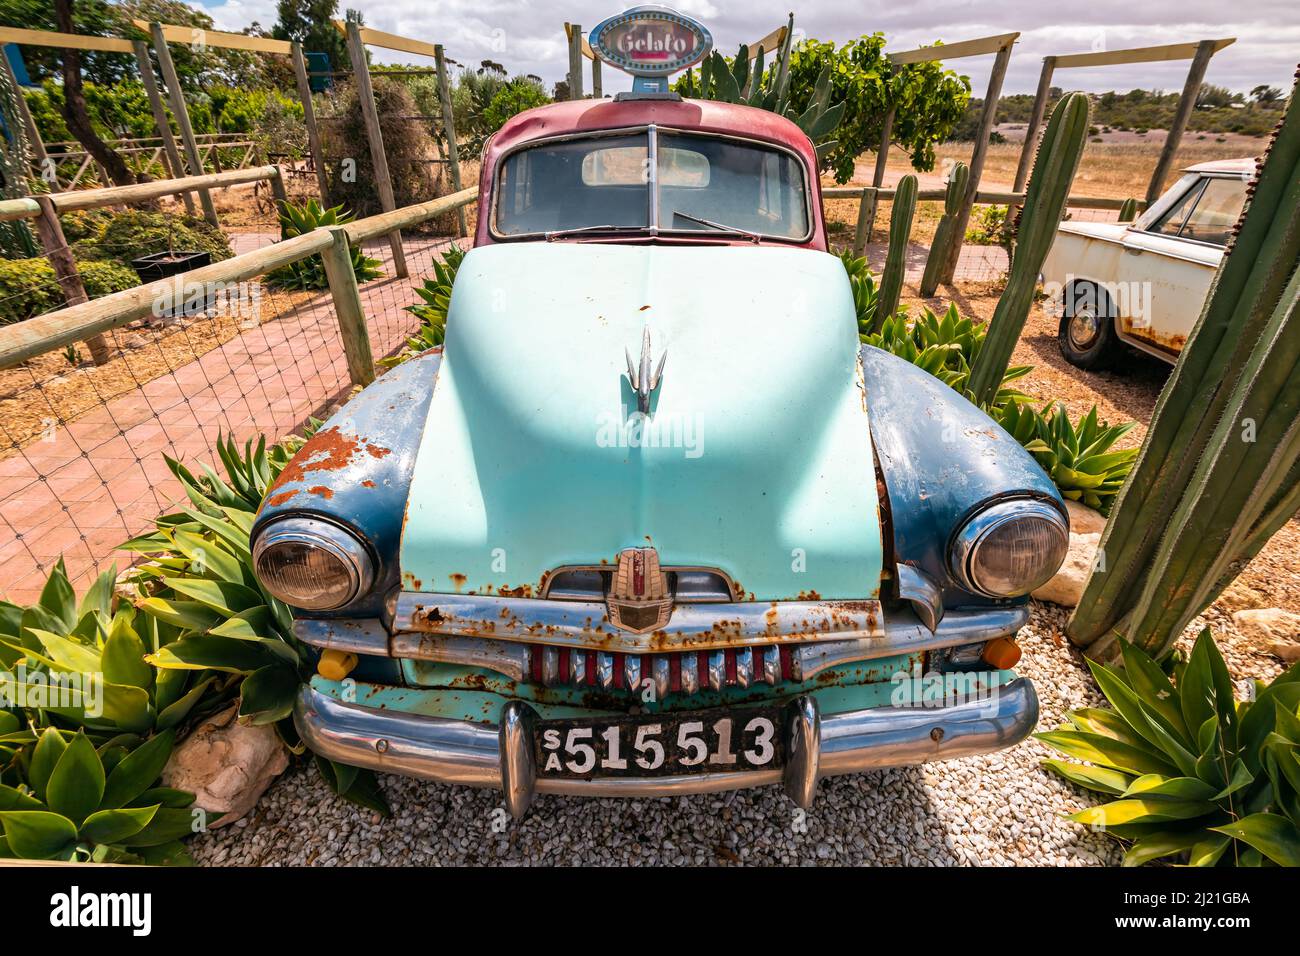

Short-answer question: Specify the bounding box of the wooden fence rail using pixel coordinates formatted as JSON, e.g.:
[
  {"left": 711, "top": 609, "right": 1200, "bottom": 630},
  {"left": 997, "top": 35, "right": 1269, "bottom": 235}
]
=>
[
  {"left": 0, "top": 166, "right": 283, "bottom": 223},
  {"left": 0, "top": 185, "right": 478, "bottom": 382}
]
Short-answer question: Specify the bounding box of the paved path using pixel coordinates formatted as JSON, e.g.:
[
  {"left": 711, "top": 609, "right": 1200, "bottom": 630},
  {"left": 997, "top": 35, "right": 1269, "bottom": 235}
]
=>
[{"left": 0, "top": 234, "right": 455, "bottom": 604}]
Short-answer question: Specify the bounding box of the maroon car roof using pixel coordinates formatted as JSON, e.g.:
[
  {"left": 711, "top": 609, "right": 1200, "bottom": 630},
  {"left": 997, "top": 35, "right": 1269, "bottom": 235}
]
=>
[{"left": 474, "top": 96, "right": 827, "bottom": 249}]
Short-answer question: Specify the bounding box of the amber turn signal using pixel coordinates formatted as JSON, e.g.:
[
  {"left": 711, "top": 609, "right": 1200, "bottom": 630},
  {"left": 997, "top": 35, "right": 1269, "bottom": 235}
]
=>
[
  {"left": 318, "top": 649, "right": 359, "bottom": 681},
  {"left": 981, "top": 637, "right": 1022, "bottom": 670}
]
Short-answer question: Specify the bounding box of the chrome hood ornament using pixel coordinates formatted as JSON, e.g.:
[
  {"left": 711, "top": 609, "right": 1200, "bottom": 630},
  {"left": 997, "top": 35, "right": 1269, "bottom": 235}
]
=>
[{"left": 625, "top": 327, "right": 666, "bottom": 414}]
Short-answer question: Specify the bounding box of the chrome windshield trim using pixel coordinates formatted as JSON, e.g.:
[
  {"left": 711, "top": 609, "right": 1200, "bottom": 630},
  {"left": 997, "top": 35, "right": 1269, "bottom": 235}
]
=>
[{"left": 393, "top": 591, "right": 883, "bottom": 653}]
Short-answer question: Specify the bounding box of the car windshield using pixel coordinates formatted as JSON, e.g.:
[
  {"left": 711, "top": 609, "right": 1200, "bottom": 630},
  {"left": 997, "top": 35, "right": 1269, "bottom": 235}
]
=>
[{"left": 493, "top": 127, "right": 810, "bottom": 241}]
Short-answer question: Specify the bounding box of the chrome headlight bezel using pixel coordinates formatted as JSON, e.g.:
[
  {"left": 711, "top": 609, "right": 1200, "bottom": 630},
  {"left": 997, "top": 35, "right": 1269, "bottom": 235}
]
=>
[
  {"left": 252, "top": 516, "right": 374, "bottom": 611},
  {"left": 948, "top": 498, "right": 1069, "bottom": 598}
]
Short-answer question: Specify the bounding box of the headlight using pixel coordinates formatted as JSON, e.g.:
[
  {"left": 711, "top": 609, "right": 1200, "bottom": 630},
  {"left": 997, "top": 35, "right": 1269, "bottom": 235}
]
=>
[
  {"left": 948, "top": 499, "right": 1068, "bottom": 598},
  {"left": 252, "top": 516, "right": 374, "bottom": 610}
]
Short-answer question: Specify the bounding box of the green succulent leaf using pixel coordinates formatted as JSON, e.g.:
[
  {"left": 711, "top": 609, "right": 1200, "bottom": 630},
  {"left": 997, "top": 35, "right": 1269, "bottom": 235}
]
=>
[
  {"left": 1210, "top": 813, "right": 1300, "bottom": 867},
  {"left": 78, "top": 805, "right": 160, "bottom": 845},
  {"left": 45, "top": 732, "right": 105, "bottom": 826},
  {"left": 0, "top": 810, "right": 78, "bottom": 859},
  {"left": 101, "top": 730, "right": 176, "bottom": 810}
]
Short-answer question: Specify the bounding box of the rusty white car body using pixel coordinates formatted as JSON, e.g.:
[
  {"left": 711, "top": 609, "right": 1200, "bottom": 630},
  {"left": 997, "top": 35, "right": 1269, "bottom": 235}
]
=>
[{"left": 1042, "top": 158, "right": 1253, "bottom": 368}]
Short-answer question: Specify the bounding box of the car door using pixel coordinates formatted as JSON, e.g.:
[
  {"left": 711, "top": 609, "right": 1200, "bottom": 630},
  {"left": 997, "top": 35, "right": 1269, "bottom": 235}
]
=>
[{"left": 1113, "top": 174, "right": 1246, "bottom": 356}]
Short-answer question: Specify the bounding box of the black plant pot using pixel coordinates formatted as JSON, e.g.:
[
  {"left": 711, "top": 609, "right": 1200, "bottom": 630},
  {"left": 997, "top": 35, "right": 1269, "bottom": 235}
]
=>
[
  {"left": 132, "top": 251, "right": 214, "bottom": 319},
  {"left": 131, "top": 250, "right": 212, "bottom": 283}
]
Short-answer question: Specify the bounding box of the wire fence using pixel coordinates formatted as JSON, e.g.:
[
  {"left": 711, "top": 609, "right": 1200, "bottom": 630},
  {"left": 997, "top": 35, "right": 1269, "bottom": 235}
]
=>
[{"left": 0, "top": 179, "right": 468, "bottom": 605}]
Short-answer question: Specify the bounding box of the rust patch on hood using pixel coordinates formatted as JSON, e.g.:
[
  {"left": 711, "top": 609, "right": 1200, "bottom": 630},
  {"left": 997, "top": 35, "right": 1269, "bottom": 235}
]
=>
[
  {"left": 266, "top": 489, "right": 298, "bottom": 507},
  {"left": 266, "top": 425, "right": 393, "bottom": 496}
]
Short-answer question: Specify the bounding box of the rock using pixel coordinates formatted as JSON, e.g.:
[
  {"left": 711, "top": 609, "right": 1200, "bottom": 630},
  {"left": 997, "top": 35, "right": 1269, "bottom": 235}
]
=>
[
  {"left": 161, "top": 704, "right": 289, "bottom": 828},
  {"left": 1063, "top": 500, "right": 1106, "bottom": 536},
  {"left": 1216, "top": 579, "right": 1269, "bottom": 614},
  {"left": 1231, "top": 608, "right": 1300, "bottom": 661},
  {"left": 1032, "top": 532, "right": 1100, "bottom": 608}
]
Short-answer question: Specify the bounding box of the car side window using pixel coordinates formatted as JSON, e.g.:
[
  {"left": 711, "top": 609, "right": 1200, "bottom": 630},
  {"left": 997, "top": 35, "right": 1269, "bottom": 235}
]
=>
[
  {"left": 1148, "top": 176, "right": 1248, "bottom": 246},
  {"left": 1148, "top": 179, "right": 1205, "bottom": 238},
  {"left": 1178, "top": 177, "right": 1248, "bottom": 246}
]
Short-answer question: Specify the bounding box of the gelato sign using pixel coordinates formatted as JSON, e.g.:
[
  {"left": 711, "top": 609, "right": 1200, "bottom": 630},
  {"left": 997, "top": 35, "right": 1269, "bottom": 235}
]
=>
[{"left": 590, "top": 6, "right": 713, "bottom": 84}]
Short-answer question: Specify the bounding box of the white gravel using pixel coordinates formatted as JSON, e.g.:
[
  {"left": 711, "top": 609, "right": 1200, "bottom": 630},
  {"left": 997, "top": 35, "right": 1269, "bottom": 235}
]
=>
[{"left": 189, "top": 599, "right": 1282, "bottom": 867}]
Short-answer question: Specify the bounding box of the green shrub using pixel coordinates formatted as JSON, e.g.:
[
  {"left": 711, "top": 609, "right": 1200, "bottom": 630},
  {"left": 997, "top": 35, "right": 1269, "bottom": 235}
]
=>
[
  {"left": 381, "top": 245, "right": 466, "bottom": 369},
  {"left": 74, "top": 211, "right": 233, "bottom": 270},
  {"left": 996, "top": 402, "right": 1138, "bottom": 514},
  {"left": 839, "top": 250, "right": 879, "bottom": 335},
  {"left": 265, "top": 200, "right": 382, "bottom": 291},
  {"left": 862, "top": 304, "right": 1032, "bottom": 409},
  {"left": 1040, "top": 630, "right": 1300, "bottom": 867},
  {"left": 965, "top": 204, "right": 1014, "bottom": 247},
  {"left": 123, "top": 431, "right": 389, "bottom": 816},
  {"left": 0, "top": 560, "right": 234, "bottom": 863},
  {"left": 0, "top": 257, "right": 138, "bottom": 325}
]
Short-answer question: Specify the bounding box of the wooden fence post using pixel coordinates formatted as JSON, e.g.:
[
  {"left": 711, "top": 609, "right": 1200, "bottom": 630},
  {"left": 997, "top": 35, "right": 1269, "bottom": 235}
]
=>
[
  {"left": 132, "top": 40, "right": 194, "bottom": 215},
  {"left": 1147, "top": 39, "right": 1216, "bottom": 204},
  {"left": 345, "top": 20, "right": 408, "bottom": 278},
  {"left": 941, "top": 39, "right": 1013, "bottom": 284},
  {"left": 592, "top": 56, "right": 603, "bottom": 99},
  {"left": 567, "top": 24, "right": 584, "bottom": 100},
  {"left": 865, "top": 108, "right": 894, "bottom": 243},
  {"left": 33, "top": 195, "right": 110, "bottom": 365},
  {"left": 435, "top": 44, "right": 467, "bottom": 238},
  {"left": 291, "top": 41, "right": 331, "bottom": 206},
  {"left": 149, "top": 23, "right": 217, "bottom": 225},
  {"left": 853, "top": 187, "right": 878, "bottom": 257},
  {"left": 320, "top": 226, "right": 375, "bottom": 388},
  {"left": 1013, "top": 56, "right": 1056, "bottom": 194}
]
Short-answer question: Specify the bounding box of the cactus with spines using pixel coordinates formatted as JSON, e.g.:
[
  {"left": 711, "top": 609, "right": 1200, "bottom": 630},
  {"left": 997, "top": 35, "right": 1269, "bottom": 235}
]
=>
[
  {"left": 919, "top": 162, "right": 969, "bottom": 296},
  {"left": 1118, "top": 197, "right": 1138, "bottom": 222},
  {"left": 1068, "top": 73, "right": 1300, "bottom": 658},
  {"left": 871, "top": 174, "right": 917, "bottom": 332},
  {"left": 966, "top": 92, "right": 1090, "bottom": 408}
]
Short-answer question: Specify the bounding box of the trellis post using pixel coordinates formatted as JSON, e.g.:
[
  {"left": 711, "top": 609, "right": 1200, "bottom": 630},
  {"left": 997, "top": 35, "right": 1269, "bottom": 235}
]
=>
[
  {"left": 435, "top": 43, "right": 467, "bottom": 237},
  {"left": 33, "top": 195, "right": 110, "bottom": 365},
  {"left": 1147, "top": 40, "right": 1216, "bottom": 204},
  {"left": 132, "top": 40, "right": 194, "bottom": 214},
  {"left": 291, "top": 41, "right": 331, "bottom": 206},
  {"left": 344, "top": 20, "right": 408, "bottom": 277},
  {"left": 148, "top": 22, "right": 217, "bottom": 225}
]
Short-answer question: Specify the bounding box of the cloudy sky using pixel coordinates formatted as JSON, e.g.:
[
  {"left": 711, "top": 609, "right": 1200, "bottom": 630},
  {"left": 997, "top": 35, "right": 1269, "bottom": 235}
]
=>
[{"left": 195, "top": 0, "right": 1297, "bottom": 96}]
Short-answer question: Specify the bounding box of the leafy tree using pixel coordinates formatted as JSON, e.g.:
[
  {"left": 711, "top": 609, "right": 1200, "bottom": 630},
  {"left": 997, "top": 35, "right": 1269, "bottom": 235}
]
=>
[
  {"left": 270, "top": 0, "right": 362, "bottom": 73},
  {"left": 781, "top": 35, "right": 971, "bottom": 183},
  {"left": 1251, "top": 85, "right": 1283, "bottom": 107},
  {"left": 480, "top": 77, "right": 550, "bottom": 142}
]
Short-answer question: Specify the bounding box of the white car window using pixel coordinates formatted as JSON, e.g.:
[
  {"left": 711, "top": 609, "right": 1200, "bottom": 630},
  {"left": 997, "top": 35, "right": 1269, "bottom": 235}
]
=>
[
  {"left": 1148, "top": 176, "right": 1247, "bottom": 247},
  {"left": 1179, "top": 178, "right": 1248, "bottom": 246}
]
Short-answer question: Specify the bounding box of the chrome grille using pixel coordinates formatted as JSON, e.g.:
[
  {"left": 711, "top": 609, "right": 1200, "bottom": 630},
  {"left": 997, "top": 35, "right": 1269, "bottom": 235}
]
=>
[
  {"left": 543, "top": 566, "right": 735, "bottom": 602},
  {"left": 528, "top": 645, "right": 800, "bottom": 697}
]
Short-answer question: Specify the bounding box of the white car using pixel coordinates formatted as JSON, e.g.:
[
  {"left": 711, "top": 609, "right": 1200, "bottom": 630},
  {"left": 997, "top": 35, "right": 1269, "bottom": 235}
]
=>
[{"left": 1042, "top": 158, "right": 1252, "bottom": 368}]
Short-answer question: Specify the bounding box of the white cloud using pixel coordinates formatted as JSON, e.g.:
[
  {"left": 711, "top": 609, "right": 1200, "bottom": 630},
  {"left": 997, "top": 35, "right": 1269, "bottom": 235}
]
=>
[{"left": 184, "top": 0, "right": 1295, "bottom": 95}]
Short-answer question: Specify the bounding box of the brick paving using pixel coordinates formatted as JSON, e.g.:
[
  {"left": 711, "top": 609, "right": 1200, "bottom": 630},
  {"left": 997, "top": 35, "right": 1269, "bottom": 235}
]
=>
[{"left": 1, "top": 234, "right": 456, "bottom": 604}]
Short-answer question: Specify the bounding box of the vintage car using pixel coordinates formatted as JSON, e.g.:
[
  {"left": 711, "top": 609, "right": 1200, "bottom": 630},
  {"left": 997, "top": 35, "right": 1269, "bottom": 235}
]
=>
[
  {"left": 250, "top": 93, "right": 1070, "bottom": 817},
  {"left": 1042, "top": 158, "right": 1252, "bottom": 368}
]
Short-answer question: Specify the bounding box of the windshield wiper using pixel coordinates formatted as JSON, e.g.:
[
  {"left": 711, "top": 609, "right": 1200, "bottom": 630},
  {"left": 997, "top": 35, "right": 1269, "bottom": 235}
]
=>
[
  {"left": 544, "top": 224, "right": 647, "bottom": 241},
  {"left": 668, "top": 211, "right": 763, "bottom": 243}
]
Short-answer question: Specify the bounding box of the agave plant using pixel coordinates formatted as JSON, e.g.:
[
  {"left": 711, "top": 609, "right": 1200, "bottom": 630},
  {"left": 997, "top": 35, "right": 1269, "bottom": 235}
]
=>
[
  {"left": 862, "top": 304, "right": 1032, "bottom": 409},
  {"left": 266, "top": 199, "right": 383, "bottom": 291},
  {"left": 997, "top": 402, "right": 1138, "bottom": 514},
  {"left": 677, "top": 17, "right": 845, "bottom": 164},
  {"left": 0, "top": 560, "right": 231, "bottom": 738},
  {"left": 839, "top": 249, "right": 878, "bottom": 336},
  {"left": 1040, "top": 630, "right": 1300, "bottom": 867},
  {"left": 125, "top": 432, "right": 389, "bottom": 815},
  {"left": 0, "top": 728, "right": 199, "bottom": 864}
]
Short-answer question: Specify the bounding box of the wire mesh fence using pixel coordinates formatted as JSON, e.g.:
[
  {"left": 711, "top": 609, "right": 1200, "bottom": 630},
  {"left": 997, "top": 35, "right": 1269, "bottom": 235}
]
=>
[{"left": 0, "top": 183, "right": 464, "bottom": 605}]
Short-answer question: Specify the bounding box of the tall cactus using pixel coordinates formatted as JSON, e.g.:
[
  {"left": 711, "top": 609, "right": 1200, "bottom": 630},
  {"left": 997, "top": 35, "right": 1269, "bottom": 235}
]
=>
[
  {"left": 1068, "top": 74, "right": 1300, "bottom": 657},
  {"left": 966, "top": 93, "right": 1090, "bottom": 408},
  {"left": 1117, "top": 197, "right": 1139, "bottom": 222},
  {"left": 873, "top": 174, "right": 917, "bottom": 331},
  {"left": 919, "top": 163, "right": 969, "bottom": 296}
]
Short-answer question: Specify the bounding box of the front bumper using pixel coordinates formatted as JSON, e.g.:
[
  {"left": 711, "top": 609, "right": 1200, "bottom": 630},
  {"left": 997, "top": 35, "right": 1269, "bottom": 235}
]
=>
[{"left": 294, "top": 676, "right": 1038, "bottom": 816}]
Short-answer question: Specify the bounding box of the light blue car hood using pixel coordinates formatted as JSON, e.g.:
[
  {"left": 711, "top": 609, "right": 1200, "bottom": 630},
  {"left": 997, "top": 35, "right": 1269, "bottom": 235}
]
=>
[{"left": 399, "top": 242, "right": 882, "bottom": 600}]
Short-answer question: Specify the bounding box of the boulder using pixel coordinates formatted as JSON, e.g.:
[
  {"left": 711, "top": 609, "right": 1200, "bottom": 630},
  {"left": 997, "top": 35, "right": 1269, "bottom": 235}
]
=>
[
  {"left": 1231, "top": 608, "right": 1300, "bottom": 662},
  {"left": 161, "top": 704, "right": 289, "bottom": 828},
  {"left": 1063, "top": 500, "right": 1106, "bottom": 536},
  {"left": 1032, "top": 531, "right": 1100, "bottom": 608}
]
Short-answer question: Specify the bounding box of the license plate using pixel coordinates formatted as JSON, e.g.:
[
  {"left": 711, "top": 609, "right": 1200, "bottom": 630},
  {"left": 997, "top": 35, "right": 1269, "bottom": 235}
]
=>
[{"left": 535, "top": 707, "right": 784, "bottom": 779}]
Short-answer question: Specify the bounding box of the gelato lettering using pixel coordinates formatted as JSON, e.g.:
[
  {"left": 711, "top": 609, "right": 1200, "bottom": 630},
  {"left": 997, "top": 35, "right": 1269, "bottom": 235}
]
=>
[{"left": 590, "top": 6, "right": 713, "bottom": 90}]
